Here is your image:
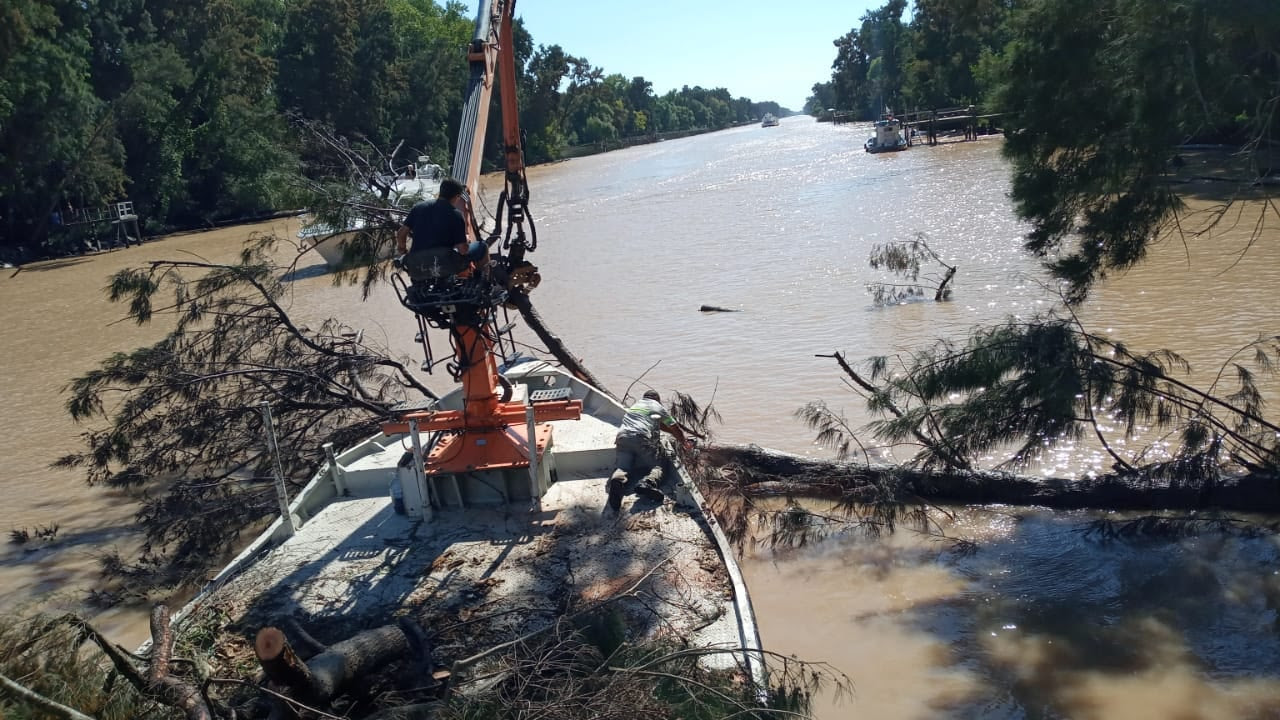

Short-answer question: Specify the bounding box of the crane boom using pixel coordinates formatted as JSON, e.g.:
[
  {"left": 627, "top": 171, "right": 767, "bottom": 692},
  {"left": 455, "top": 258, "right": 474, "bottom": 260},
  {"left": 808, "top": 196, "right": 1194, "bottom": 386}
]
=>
[
  {"left": 450, "top": 0, "right": 500, "bottom": 200},
  {"left": 449, "top": 0, "right": 530, "bottom": 261}
]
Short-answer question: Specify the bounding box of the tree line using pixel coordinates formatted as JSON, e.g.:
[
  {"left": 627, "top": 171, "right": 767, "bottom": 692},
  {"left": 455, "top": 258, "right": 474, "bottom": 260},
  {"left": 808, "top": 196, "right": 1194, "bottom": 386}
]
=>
[
  {"left": 0, "top": 0, "right": 788, "bottom": 262},
  {"left": 805, "top": 0, "right": 1276, "bottom": 154}
]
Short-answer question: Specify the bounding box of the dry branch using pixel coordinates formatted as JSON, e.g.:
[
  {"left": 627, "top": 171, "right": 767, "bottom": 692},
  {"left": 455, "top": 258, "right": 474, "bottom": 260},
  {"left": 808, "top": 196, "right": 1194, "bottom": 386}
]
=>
[{"left": 0, "top": 672, "right": 96, "bottom": 720}]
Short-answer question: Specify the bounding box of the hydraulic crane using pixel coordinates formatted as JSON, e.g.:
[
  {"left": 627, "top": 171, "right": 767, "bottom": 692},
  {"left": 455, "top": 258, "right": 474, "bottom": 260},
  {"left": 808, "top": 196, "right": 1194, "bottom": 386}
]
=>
[{"left": 382, "top": 0, "right": 581, "bottom": 480}]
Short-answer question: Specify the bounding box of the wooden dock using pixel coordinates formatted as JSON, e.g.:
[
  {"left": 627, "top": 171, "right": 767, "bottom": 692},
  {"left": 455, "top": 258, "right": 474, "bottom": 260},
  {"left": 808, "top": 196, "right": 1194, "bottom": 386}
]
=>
[{"left": 821, "top": 105, "right": 1004, "bottom": 146}]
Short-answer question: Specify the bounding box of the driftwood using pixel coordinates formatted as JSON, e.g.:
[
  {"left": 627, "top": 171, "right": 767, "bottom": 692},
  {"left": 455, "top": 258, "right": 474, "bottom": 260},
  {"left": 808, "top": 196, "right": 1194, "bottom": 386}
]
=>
[
  {"left": 701, "top": 443, "right": 1280, "bottom": 513},
  {"left": 256, "top": 622, "right": 419, "bottom": 712},
  {"left": 699, "top": 305, "right": 741, "bottom": 313}
]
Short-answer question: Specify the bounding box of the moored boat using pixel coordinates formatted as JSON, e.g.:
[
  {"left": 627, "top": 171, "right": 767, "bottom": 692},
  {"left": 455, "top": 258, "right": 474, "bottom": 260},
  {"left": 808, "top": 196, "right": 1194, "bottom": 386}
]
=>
[
  {"left": 298, "top": 156, "right": 446, "bottom": 269},
  {"left": 864, "top": 117, "right": 909, "bottom": 153},
  {"left": 177, "top": 357, "right": 765, "bottom": 686}
]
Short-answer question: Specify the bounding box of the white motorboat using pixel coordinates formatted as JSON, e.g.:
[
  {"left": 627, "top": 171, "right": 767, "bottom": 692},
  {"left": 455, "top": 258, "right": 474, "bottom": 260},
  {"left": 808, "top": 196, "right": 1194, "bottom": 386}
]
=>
[
  {"left": 761, "top": 113, "right": 780, "bottom": 128},
  {"left": 864, "top": 117, "right": 909, "bottom": 153},
  {"left": 298, "top": 156, "right": 446, "bottom": 269}
]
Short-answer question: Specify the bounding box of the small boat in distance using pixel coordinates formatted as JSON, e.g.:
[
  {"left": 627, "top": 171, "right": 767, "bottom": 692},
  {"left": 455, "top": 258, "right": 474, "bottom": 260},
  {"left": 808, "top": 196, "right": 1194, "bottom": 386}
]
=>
[
  {"left": 865, "top": 116, "right": 909, "bottom": 153},
  {"left": 299, "top": 156, "right": 446, "bottom": 269},
  {"left": 761, "top": 112, "right": 780, "bottom": 128}
]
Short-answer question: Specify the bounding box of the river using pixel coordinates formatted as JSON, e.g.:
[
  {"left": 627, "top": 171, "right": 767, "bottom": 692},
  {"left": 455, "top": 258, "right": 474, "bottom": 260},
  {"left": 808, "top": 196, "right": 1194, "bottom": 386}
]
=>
[{"left": 2, "top": 116, "right": 1278, "bottom": 717}]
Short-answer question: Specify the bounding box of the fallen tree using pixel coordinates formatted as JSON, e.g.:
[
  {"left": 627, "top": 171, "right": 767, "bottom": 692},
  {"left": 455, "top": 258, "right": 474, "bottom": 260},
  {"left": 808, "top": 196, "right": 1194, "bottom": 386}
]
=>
[{"left": 699, "top": 443, "right": 1280, "bottom": 513}]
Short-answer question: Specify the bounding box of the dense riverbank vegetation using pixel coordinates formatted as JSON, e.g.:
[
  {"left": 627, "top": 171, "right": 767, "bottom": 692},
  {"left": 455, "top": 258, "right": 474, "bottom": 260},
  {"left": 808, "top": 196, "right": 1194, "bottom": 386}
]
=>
[
  {"left": 806, "top": 0, "right": 1277, "bottom": 153},
  {"left": 0, "top": 0, "right": 787, "bottom": 262}
]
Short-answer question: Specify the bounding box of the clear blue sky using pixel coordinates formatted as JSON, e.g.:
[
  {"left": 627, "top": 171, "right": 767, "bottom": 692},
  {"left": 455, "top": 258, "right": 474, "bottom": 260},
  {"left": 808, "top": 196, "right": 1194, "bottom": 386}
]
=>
[{"left": 471, "top": 0, "right": 884, "bottom": 111}]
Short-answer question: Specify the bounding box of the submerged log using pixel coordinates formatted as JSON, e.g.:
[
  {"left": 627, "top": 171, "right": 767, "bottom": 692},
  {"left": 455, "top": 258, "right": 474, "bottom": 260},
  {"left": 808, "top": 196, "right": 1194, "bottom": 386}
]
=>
[{"left": 701, "top": 443, "right": 1280, "bottom": 513}]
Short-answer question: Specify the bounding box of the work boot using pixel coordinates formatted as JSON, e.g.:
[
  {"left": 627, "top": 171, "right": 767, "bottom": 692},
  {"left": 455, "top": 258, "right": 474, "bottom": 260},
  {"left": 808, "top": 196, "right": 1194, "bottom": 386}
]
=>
[
  {"left": 635, "top": 477, "right": 664, "bottom": 503},
  {"left": 606, "top": 471, "right": 627, "bottom": 512}
]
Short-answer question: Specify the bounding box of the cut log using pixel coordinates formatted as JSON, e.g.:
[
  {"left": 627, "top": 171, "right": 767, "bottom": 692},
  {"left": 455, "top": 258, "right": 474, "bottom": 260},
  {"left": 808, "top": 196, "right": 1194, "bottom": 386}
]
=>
[
  {"left": 256, "top": 622, "right": 413, "bottom": 709},
  {"left": 255, "top": 627, "right": 318, "bottom": 705},
  {"left": 310, "top": 624, "right": 409, "bottom": 700}
]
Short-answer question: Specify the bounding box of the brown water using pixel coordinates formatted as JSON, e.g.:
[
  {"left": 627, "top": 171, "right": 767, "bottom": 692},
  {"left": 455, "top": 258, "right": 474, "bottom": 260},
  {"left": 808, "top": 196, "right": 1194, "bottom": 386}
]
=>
[{"left": 2, "top": 116, "right": 1278, "bottom": 715}]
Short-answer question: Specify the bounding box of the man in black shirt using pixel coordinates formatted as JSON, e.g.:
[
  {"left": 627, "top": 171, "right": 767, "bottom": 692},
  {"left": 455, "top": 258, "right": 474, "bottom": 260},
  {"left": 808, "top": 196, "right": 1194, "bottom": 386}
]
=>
[{"left": 396, "top": 177, "right": 470, "bottom": 256}]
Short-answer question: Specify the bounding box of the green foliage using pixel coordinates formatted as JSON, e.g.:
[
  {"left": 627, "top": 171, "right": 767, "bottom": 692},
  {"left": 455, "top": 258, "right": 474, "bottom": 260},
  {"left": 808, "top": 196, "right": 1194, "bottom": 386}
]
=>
[
  {"left": 866, "top": 232, "right": 957, "bottom": 304},
  {"left": 57, "top": 247, "right": 432, "bottom": 593},
  {"left": 816, "top": 317, "right": 1280, "bottom": 478},
  {"left": 1, "top": 0, "right": 788, "bottom": 260},
  {"left": 810, "top": 0, "right": 1017, "bottom": 116},
  {"left": 997, "top": 0, "right": 1280, "bottom": 301},
  {"left": 0, "top": 612, "right": 163, "bottom": 719},
  {"left": 827, "top": 0, "right": 913, "bottom": 118}
]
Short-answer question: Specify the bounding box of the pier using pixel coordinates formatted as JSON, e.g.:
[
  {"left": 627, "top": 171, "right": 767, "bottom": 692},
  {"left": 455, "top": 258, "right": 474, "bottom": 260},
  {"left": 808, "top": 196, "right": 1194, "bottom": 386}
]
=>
[{"left": 822, "top": 105, "right": 1004, "bottom": 145}]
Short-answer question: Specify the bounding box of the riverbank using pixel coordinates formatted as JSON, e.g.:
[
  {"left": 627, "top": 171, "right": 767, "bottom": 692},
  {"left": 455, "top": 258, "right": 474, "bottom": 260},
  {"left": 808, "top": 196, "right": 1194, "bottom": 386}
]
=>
[{"left": 558, "top": 120, "right": 763, "bottom": 159}]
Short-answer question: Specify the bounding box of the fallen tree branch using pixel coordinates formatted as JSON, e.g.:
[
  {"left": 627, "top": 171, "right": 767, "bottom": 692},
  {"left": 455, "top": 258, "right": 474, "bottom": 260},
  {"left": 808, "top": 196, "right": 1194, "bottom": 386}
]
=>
[
  {"left": 442, "top": 554, "right": 676, "bottom": 697},
  {"left": 0, "top": 671, "right": 96, "bottom": 720},
  {"left": 815, "top": 351, "right": 971, "bottom": 470},
  {"left": 506, "top": 289, "right": 615, "bottom": 400}
]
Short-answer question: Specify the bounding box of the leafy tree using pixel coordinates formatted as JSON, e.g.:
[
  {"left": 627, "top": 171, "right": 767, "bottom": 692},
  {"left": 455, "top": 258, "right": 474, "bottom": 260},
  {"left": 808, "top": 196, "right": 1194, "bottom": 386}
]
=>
[
  {"left": 386, "top": 0, "right": 473, "bottom": 167},
  {"left": 830, "top": 0, "right": 910, "bottom": 118},
  {"left": 997, "top": 0, "right": 1280, "bottom": 302},
  {"left": 0, "top": 0, "right": 125, "bottom": 257},
  {"left": 804, "top": 81, "right": 837, "bottom": 115},
  {"left": 56, "top": 245, "right": 433, "bottom": 591},
  {"left": 904, "top": 0, "right": 1017, "bottom": 109},
  {"left": 521, "top": 44, "right": 575, "bottom": 161}
]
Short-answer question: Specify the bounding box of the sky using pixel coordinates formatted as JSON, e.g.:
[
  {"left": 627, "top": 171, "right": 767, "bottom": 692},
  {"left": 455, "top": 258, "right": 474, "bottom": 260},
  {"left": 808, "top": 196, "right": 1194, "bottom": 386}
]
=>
[{"left": 468, "top": 0, "right": 883, "bottom": 111}]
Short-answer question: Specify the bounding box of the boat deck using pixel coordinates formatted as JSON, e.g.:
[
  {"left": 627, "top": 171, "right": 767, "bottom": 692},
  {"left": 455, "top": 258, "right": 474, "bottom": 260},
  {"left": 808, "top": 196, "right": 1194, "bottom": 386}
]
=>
[{"left": 199, "top": 472, "right": 748, "bottom": 672}]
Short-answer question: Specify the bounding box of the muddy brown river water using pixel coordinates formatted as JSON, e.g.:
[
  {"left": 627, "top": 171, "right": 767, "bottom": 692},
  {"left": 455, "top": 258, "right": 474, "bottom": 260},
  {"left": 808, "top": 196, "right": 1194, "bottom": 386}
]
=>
[{"left": 2, "top": 117, "right": 1277, "bottom": 718}]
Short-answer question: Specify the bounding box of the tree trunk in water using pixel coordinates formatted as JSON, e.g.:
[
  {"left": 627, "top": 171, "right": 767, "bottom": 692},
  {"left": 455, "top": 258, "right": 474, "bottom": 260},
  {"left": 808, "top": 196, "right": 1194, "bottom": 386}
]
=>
[
  {"left": 934, "top": 264, "right": 956, "bottom": 301},
  {"left": 700, "top": 443, "right": 1280, "bottom": 512}
]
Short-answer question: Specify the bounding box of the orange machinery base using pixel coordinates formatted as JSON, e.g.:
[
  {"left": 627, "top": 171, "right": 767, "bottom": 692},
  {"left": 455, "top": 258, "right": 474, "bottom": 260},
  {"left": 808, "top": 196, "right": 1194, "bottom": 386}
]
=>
[
  {"left": 419, "top": 423, "right": 553, "bottom": 475},
  {"left": 382, "top": 398, "right": 581, "bottom": 475}
]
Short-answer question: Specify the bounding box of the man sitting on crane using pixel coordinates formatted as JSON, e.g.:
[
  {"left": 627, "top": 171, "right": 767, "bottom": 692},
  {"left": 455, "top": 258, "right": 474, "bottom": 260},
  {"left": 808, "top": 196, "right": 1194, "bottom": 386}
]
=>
[{"left": 395, "top": 177, "right": 485, "bottom": 264}]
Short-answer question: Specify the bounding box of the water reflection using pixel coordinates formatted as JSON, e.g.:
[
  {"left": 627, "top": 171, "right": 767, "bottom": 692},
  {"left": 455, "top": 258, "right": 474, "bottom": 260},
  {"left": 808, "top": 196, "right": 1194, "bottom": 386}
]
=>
[{"left": 744, "top": 506, "right": 1280, "bottom": 718}]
